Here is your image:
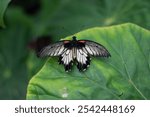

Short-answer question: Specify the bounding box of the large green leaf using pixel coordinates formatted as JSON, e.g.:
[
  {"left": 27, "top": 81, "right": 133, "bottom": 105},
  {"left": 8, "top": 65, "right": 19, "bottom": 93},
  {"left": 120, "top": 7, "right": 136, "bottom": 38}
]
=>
[
  {"left": 0, "top": 0, "right": 11, "bottom": 27},
  {"left": 27, "top": 23, "right": 150, "bottom": 100}
]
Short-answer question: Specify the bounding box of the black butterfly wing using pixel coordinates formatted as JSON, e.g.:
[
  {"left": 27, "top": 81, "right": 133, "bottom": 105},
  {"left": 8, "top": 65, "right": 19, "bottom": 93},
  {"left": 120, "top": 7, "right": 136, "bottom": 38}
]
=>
[
  {"left": 39, "top": 40, "right": 74, "bottom": 72},
  {"left": 39, "top": 41, "right": 68, "bottom": 57},
  {"left": 79, "top": 40, "right": 111, "bottom": 57},
  {"left": 76, "top": 40, "right": 111, "bottom": 71}
]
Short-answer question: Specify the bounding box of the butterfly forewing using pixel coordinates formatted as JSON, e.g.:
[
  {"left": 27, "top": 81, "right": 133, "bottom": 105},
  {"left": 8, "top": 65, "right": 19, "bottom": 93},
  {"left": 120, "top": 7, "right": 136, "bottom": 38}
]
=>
[
  {"left": 39, "top": 41, "right": 66, "bottom": 57},
  {"left": 79, "top": 40, "right": 111, "bottom": 57}
]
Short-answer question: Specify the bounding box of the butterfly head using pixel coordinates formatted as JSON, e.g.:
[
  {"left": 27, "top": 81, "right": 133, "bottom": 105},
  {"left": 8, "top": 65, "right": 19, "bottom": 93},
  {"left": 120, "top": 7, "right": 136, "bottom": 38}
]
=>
[{"left": 72, "top": 36, "right": 77, "bottom": 41}]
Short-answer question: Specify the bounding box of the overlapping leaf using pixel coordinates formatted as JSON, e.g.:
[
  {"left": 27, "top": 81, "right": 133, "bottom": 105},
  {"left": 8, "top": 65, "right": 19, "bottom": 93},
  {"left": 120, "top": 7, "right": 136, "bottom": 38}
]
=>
[
  {"left": 0, "top": 0, "right": 11, "bottom": 27},
  {"left": 27, "top": 23, "right": 150, "bottom": 99}
]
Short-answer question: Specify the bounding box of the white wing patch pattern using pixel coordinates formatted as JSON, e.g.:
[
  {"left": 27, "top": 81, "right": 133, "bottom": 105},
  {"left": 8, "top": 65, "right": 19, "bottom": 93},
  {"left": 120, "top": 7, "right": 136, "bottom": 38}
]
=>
[
  {"left": 59, "top": 49, "right": 74, "bottom": 72},
  {"left": 76, "top": 49, "right": 87, "bottom": 64},
  {"left": 76, "top": 48, "right": 90, "bottom": 71},
  {"left": 61, "top": 49, "right": 73, "bottom": 65},
  {"left": 60, "top": 48, "right": 90, "bottom": 71}
]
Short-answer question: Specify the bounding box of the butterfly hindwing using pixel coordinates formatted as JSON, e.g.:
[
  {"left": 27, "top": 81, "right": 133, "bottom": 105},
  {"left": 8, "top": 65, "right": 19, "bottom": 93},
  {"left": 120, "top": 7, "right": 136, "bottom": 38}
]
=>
[
  {"left": 59, "top": 49, "right": 73, "bottom": 72},
  {"left": 76, "top": 47, "right": 90, "bottom": 71}
]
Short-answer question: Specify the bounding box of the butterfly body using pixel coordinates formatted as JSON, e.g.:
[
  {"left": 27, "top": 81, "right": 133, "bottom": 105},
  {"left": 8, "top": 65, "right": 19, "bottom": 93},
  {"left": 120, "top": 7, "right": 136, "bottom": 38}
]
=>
[{"left": 39, "top": 36, "right": 111, "bottom": 72}]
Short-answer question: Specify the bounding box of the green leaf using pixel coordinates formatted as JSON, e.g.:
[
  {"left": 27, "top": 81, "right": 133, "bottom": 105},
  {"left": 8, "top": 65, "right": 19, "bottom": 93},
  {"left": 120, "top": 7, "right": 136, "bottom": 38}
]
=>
[
  {"left": 0, "top": 0, "right": 11, "bottom": 28},
  {"left": 27, "top": 23, "right": 150, "bottom": 100},
  {"left": 0, "top": 8, "right": 33, "bottom": 99}
]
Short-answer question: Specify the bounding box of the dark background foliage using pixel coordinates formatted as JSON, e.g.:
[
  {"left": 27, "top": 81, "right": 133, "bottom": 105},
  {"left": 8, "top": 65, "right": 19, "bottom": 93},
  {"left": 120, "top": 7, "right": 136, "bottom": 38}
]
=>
[{"left": 0, "top": 0, "right": 150, "bottom": 99}]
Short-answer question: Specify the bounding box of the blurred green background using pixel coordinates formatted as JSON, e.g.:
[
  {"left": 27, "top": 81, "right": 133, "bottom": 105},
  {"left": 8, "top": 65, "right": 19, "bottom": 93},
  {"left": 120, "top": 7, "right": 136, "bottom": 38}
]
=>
[{"left": 0, "top": 0, "right": 150, "bottom": 99}]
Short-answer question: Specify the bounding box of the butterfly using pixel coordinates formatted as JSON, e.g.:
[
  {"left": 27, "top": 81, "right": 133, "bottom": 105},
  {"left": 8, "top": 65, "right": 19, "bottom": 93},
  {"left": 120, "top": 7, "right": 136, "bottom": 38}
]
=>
[{"left": 39, "top": 36, "right": 111, "bottom": 72}]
